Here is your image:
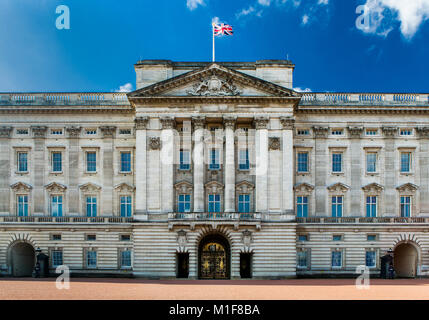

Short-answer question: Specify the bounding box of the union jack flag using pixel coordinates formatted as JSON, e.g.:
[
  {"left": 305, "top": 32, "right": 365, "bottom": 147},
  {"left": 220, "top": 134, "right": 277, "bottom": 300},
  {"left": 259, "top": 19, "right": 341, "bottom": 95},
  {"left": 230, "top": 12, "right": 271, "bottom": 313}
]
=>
[{"left": 213, "top": 23, "right": 233, "bottom": 36}]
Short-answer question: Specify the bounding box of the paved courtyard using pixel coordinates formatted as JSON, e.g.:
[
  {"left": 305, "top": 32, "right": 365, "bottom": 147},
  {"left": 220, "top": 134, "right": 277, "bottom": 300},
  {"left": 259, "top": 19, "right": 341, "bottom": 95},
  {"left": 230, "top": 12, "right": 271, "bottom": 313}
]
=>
[{"left": 1, "top": 278, "right": 429, "bottom": 300}]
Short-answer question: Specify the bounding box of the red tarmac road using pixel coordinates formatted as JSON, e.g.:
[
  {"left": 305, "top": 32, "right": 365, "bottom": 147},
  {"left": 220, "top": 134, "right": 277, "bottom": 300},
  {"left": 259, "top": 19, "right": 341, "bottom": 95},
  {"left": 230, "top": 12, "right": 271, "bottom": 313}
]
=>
[{"left": 1, "top": 278, "right": 429, "bottom": 300}]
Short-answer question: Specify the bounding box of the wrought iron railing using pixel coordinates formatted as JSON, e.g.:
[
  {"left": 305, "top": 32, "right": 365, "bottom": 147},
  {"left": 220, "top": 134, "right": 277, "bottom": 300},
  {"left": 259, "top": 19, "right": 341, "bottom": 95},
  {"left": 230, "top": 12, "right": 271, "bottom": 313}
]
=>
[
  {"left": 169, "top": 212, "right": 261, "bottom": 220},
  {"left": 296, "top": 217, "right": 429, "bottom": 224},
  {"left": 0, "top": 216, "right": 133, "bottom": 223}
]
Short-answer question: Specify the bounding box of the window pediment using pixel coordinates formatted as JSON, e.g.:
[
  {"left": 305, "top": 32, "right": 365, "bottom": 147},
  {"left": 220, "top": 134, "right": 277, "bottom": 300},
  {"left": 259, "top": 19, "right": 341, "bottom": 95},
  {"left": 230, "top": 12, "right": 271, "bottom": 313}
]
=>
[
  {"left": 45, "top": 182, "right": 67, "bottom": 192},
  {"left": 79, "top": 183, "right": 102, "bottom": 192},
  {"left": 205, "top": 181, "right": 224, "bottom": 193},
  {"left": 236, "top": 181, "right": 255, "bottom": 193},
  {"left": 174, "top": 181, "right": 193, "bottom": 193},
  {"left": 294, "top": 183, "right": 315, "bottom": 193},
  {"left": 327, "top": 183, "right": 350, "bottom": 193},
  {"left": 11, "top": 182, "right": 32, "bottom": 192},
  {"left": 362, "top": 183, "right": 384, "bottom": 193},
  {"left": 396, "top": 183, "right": 418, "bottom": 192},
  {"left": 114, "top": 183, "right": 135, "bottom": 192}
]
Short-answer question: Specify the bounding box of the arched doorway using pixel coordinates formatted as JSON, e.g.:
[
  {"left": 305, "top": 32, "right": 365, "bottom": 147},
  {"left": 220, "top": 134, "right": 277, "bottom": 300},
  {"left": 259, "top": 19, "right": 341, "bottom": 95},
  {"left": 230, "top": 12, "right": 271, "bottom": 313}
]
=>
[
  {"left": 394, "top": 243, "right": 418, "bottom": 278},
  {"left": 198, "top": 234, "right": 230, "bottom": 279},
  {"left": 10, "top": 242, "right": 35, "bottom": 277}
]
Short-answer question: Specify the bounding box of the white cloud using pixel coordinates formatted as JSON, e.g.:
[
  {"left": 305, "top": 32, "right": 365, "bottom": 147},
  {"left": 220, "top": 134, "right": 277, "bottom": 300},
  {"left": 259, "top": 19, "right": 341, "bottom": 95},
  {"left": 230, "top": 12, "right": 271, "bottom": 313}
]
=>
[
  {"left": 187, "top": 0, "right": 205, "bottom": 11},
  {"left": 258, "top": 0, "right": 271, "bottom": 6},
  {"left": 302, "top": 14, "right": 309, "bottom": 25},
  {"left": 115, "top": 83, "right": 133, "bottom": 93},
  {"left": 318, "top": 0, "right": 328, "bottom": 5},
  {"left": 236, "top": 6, "right": 256, "bottom": 19},
  {"left": 360, "top": 0, "right": 429, "bottom": 39},
  {"left": 294, "top": 87, "right": 312, "bottom": 92}
]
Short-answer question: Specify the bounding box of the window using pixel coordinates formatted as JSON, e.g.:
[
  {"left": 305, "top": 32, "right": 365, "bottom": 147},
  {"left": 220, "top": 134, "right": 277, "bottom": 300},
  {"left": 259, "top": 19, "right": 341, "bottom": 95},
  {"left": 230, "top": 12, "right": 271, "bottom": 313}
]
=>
[
  {"left": 52, "top": 152, "right": 62, "bottom": 172},
  {"left": 297, "top": 251, "right": 308, "bottom": 268},
  {"left": 120, "top": 152, "right": 131, "bottom": 172},
  {"left": 86, "top": 196, "right": 97, "bottom": 217},
  {"left": 51, "top": 250, "right": 63, "bottom": 267},
  {"left": 238, "top": 194, "right": 250, "bottom": 213},
  {"left": 366, "top": 153, "right": 377, "bottom": 173},
  {"left": 86, "top": 251, "right": 97, "bottom": 268},
  {"left": 400, "top": 196, "right": 411, "bottom": 217},
  {"left": 119, "top": 129, "right": 132, "bottom": 135},
  {"left": 331, "top": 251, "right": 342, "bottom": 268},
  {"left": 333, "top": 235, "right": 343, "bottom": 241},
  {"left": 367, "top": 235, "right": 377, "bottom": 241},
  {"left": 120, "top": 250, "right": 132, "bottom": 268},
  {"left": 365, "top": 251, "right": 376, "bottom": 268},
  {"left": 400, "top": 129, "right": 413, "bottom": 136},
  {"left": 120, "top": 234, "right": 131, "bottom": 241},
  {"left": 85, "top": 129, "right": 97, "bottom": 135},
  {"left": 17, "top": 152, "right": 28, "bottom": 172},
  {"left": 178, "top": 194, "right": 191, "bottom": 213},
  {"left": 331, "top": 129, "right": 344, "bottom": 136},
  {"left": 366, "top": 129, "right": 378, "bottom": 136},
  {"left": 50, "top": 195, "right": 63, "bottom": 217},
  {"left": 51, "top": 234, "right": 62, "bottom": 241},
  {"left": 401, "top": 152, "right": 412, "bottom": 173},
  {"left": 298, "top": 235, "right": 308, "bottom": 242},
  {"left": 17, "top": 195, "right": 28, "bottom": 217},
  {"left": 366, "top": 196, "right": 377, "bottom": 217},
  {"left": 332, "top": 153, "right": 342, "bottom": 173},
  {"left": 120, "top": 196, "right": 132, "bottom": 217},
  {"left": 51, "top": 129, "right": 63, "bottom": 135},
  {"left": 208, "top": 194, "right": 221, "bottom": 213},
  {"left": 86, "top": 234, "right": 96, "bottom": 241},
  {"left": 296, "top": 196, "right": 308, "bottom": 218},
  {"left": 331, "top": 196, "right": 343, "bottom": 217},
  {"left": 86, "top": 152, "right": 97, "bottom": 172},
  {"left": 238, "top": 149, "right": 250, "bottom": 170},
  {"left": 16, "top": 129, "right": 29, "bottom": 135},
  {"left": 297, "top": 129, "right": 310, "bottom": 136},
  {"left": 179, "top": 150, "right": 190, "bottom": 170},
  {"left": 297, "top": 152, "right": 309, "bottom": 173},
  {"left": 209, "top": 149, "right": 220, "bottom": 170}
]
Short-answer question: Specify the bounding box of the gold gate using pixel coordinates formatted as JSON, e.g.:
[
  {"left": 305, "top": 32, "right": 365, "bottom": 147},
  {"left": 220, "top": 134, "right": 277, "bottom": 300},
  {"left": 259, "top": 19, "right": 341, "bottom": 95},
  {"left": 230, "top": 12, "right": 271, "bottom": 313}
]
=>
[{"left": 200, "top": 242, "right": 227, "bottom": 279}]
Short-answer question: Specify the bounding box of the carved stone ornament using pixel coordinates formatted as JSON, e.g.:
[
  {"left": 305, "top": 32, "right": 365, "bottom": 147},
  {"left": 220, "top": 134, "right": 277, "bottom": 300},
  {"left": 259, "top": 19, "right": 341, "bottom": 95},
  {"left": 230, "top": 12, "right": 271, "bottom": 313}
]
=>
[
  {"left": 114, "top": 183, "right": 135, "bottom": 192},
  {"left": 253, "top": 117, "right": 269, "bottom": 130},
  {"left": 312, "top": 126, "right": 329, "bottom": 138},
  {"left": 382, "top": 126, "right": 397, "bottom": 138},
  {"left": 327, "top": 182, "right": 350, "bottom": 193},
  {"left": 66, "top": 126, "right": 81, "bottom": 138},
  {"left": 280, "top": 117, "right": 295, "bottom": 130},
  {"left": 149, "top": 137, "right": 161, "bottom": 150},
  {"left": 396, "top": 183, "right": 419, "bottom": 193},
  {"left": 416, "top": 127, "right": 429, "bottom": 138},
  {"left": 174, "top": 181, "right": 193, "bottom": 194},
  {"left": 79, "top": 183, "right": 102, "bottom": 192},
  {"left": 11, "top": 182, "right": 32, "bottom": 192},
  {"left": 0, "top": 126, "right": 13, "bottom": 138},
  {"left": 31, "top": 126, "right": 48, "bottom": 138},
  {"left": 160, "top": 116, "right": 176, "bottom": 129},
  {"left": 100, "top": 126, "right": 117, "bottom": 138},
  {"left": 135, "top": 117, "right": 149, "bottom": 130},
  {"left": 192, "top": 116, "right": 206, "bottom": 130},
  {"left": 177, "top": 230, "right": 187, "bottom": 247},
  {"left": 362, "top": 183, "right": 384, "bottom": 193},
  {"left": 236, "top": 181, "right": 255, "bottom": 193},
  {"left": 269, "top": 137, "right": 281, "bottom": 150},
  {"left": 294, "top": 183, "right": 315, "bottom": 193},
  {"left": 347, "top": 126, "right": 364, "bottom": 138},
  {"left": 242, "top": 229, "right": 252, "bottom": 248},
  {"left": 223, "top": 116, "right": 237, "bottom": 129},
  {"left": 187, "top": 75, "right": 241, "bottom": 96},
  {"left": 45, "top": 182, "right": 67, "bottom": 192}
]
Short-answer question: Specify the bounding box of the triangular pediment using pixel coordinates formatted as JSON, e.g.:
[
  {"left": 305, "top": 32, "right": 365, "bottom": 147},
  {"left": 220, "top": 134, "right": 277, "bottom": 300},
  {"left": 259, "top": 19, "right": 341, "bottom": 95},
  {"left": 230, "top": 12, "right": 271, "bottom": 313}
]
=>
[
  {"left": 396, "top": 183, "right": 419, "bottom": 192},
  {"left": 362, "top": 183, "right": 384, "bottom": 192},
  {"left": 327, "top": 182, "right": 350, "bottom": 192},
  {"left": 128, "top": 63, "right": 300, "bottom": 99}
]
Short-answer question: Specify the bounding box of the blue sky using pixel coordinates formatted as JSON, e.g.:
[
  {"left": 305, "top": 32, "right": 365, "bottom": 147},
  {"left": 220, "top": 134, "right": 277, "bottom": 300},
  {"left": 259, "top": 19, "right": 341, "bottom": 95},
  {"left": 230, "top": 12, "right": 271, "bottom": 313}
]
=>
[{"left": 0, "top": 0, "right": 428, "bottom": 93}]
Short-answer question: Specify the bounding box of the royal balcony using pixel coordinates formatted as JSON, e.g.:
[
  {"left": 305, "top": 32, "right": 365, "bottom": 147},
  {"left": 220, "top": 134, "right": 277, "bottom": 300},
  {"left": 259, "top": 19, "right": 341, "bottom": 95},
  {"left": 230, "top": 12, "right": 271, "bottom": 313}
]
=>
[
  {"left": 296, "top": 217, "right": 429, "bottom": 224},
  {"left": 167, "top": 212, "right": 262, "bottom": 230},
  {"left": 0, "top": 216, "right": 133, "bottom": 224}
]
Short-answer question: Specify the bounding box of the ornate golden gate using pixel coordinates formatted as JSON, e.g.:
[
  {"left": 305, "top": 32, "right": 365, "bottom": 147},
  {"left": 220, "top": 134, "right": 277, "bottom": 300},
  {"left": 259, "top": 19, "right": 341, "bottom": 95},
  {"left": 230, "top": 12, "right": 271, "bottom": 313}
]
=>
[{"left": 199, "top": 241, "right": 228, "bottom": 279}]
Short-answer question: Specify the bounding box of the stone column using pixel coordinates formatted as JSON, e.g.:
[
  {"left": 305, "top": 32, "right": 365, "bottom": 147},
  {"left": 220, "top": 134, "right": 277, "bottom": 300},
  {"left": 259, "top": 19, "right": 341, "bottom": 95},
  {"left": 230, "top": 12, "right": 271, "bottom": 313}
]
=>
[
  {"left": 134, "top": 117, "right": 149, "bottom": 220},
  {"left": 382, "top": 126, "right": 397, "bottom": 216},
  {"left": 66, "top": 126, "right": 81, "bottom": 215},
  {"left": 100, "top": 126, "right": 116, "bottom": 216},
  {"left": 313, "top": 126, "right": 329, "bottom": 216},
  {"left": 254, "top": 116, "right": 269, "bottom": 213},
  {"left": 223, "top": 116, "right": 236, "bottom": 213},
  {"left": 417, "top": 127, "right": 429, "bottom": 214},
  {"left": 160, "top": 116, "right": 175, "bottom": 213},
  {"left": 280, "top": 117, "right": 295, "bottom": 215},
  {"left": 348, "top": 126, "right": 364, "bottom": 216},
  {"left": 31, "top": 126, "right": 47, "bottom": 215},
  {"left": 192, "top": 116, "right": 205, "bottom": 213},
  {"left": 0, "top": 127, "right": 13, "bottom": 214}
]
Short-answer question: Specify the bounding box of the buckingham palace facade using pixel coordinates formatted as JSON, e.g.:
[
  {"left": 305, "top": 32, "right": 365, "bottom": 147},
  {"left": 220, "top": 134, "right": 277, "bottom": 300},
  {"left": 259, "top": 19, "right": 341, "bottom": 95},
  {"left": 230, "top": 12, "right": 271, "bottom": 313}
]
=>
[{"left": 1, "top": 59, "right": 429, "bottom": 279}]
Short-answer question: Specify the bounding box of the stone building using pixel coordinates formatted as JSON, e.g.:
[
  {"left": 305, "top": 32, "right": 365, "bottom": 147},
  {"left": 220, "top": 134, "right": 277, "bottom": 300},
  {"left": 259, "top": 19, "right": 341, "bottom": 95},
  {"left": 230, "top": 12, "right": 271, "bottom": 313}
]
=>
[{"left": 0, "top": 59, "right": 428, "bottom": 278}]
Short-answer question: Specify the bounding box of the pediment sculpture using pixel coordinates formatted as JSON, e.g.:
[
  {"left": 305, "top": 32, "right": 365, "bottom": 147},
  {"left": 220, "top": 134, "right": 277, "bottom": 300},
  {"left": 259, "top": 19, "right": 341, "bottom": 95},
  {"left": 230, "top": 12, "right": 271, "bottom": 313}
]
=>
[{"left": 187, "top": 75, "right": 241, "bottom": 96}]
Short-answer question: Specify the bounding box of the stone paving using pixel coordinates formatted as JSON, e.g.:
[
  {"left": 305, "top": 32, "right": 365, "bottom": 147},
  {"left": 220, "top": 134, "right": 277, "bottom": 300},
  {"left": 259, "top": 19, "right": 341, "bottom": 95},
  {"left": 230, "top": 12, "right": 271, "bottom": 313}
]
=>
[{"left": 0, "top": 278, "right": 429, "bottom": 300}]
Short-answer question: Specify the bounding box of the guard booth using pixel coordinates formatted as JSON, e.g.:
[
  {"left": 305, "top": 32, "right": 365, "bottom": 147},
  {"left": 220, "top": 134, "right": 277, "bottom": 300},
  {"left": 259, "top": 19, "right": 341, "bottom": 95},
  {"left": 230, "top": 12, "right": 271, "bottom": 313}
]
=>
[
  {"left": 380, "top": 250, "right": 394, "bottom": 279},
  {"left": 33, "top": 250, "right": 49, "bottom": 278}
]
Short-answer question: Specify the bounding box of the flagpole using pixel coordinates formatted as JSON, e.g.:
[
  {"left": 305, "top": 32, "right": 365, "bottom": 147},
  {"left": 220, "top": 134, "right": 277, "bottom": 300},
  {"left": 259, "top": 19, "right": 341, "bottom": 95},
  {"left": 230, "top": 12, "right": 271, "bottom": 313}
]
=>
[{"left": 212, "top": 23, "right": 215, "bottom": 62}]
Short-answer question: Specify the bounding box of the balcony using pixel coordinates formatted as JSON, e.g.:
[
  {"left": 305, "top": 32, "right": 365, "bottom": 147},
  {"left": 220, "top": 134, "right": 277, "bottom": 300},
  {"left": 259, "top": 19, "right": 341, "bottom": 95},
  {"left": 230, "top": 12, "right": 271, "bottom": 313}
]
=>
[
  {"left": 296, "top": 217, "right": 429, "bottom": 224},
  {"left": 0, "top": 216, "right": 133, "bottom": 223}
]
